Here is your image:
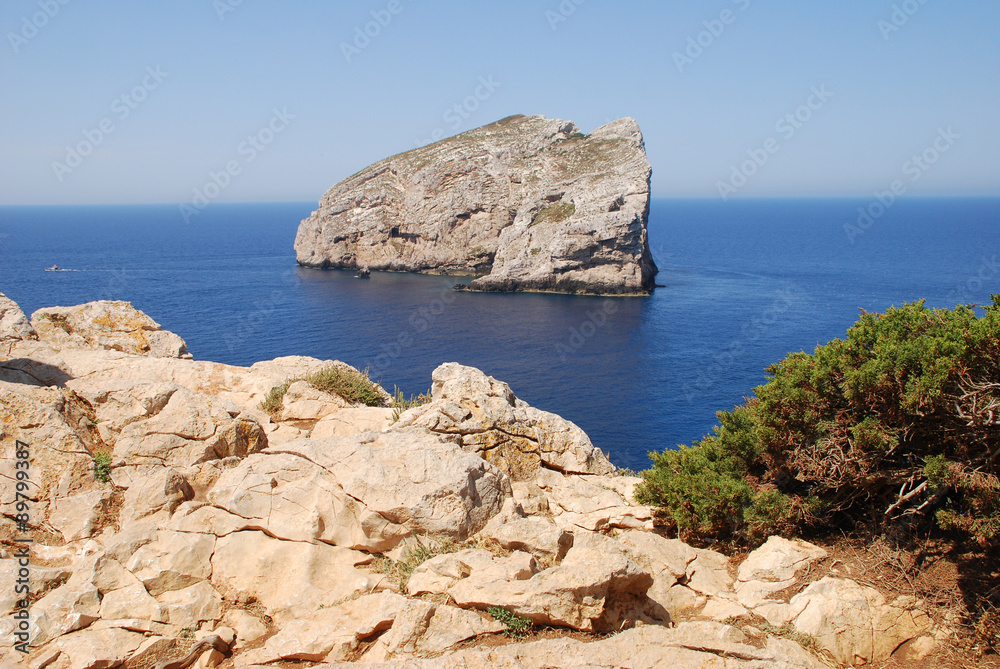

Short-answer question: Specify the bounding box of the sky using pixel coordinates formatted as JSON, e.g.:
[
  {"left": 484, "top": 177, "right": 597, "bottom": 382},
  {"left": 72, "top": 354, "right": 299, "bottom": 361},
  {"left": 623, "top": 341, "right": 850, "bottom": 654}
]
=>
[{"left": 0, "top": 0, "right": 998, "bottom": 205}]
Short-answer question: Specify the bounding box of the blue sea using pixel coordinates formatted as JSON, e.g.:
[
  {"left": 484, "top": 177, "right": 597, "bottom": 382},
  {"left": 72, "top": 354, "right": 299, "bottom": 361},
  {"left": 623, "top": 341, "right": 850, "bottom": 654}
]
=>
[{"left": 2, "top": 198, "right": 999, "bottom": 471}]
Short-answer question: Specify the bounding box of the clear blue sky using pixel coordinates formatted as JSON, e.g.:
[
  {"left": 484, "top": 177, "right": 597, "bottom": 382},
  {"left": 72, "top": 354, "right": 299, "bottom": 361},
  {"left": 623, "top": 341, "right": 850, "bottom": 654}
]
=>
[{"left": 1, "top": 0, "right": 997, "bottom": 205}]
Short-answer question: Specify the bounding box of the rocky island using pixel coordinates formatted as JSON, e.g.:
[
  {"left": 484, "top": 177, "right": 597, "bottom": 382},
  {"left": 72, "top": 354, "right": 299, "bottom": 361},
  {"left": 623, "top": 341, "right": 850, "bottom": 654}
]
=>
[
  {"left": 294, "top": 115, "right": 658, "bottom": 295},
  {"left": 0, "top": 293, "right": 948, "bottom": 668}
]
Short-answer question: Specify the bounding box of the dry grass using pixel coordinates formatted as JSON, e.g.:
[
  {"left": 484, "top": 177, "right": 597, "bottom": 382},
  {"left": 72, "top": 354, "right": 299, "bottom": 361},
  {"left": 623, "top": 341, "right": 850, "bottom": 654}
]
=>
[
  {"left": 260, "top": 365, "right": 386, "bottom": 419},
  {"left": 389, "top": 386, "right": 432, "bottom": 424},
  {"left": 810, "top": 532, "right": 1000, "bottom": 664},
  {"left": 370, "top": 536, "right": 510, "bottom": 591}
]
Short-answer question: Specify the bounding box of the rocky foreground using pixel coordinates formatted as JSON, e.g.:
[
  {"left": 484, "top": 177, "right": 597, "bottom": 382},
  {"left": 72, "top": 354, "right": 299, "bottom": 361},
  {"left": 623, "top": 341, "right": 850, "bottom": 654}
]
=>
[
  {"left": 0, "top": 293, "right": 944, "bottom": 668},
  {"left": 294, "top": 114, "right": 658, "bottom": 295}
]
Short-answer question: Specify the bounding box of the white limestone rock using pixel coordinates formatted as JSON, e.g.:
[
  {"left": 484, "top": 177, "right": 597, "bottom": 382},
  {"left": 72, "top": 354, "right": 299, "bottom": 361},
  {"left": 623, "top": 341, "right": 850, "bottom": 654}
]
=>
[
  {"left": 30, "top": 300, "right": 189, "bottom": 358},
  {"left": 294, "top": 114, "right": 656, "bottom": 295},
  {"left": 0, "top": 292, "right": 36, "bottom": 343},
  {"left": 395, "top": 362, "right": 613, "bottom": 477}
]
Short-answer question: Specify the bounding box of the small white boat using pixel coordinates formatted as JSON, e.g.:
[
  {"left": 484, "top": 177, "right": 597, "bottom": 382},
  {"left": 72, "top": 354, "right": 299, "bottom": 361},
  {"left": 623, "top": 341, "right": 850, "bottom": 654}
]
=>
[{"left": 45, "top": 265, "right": 61, "bottom": 272}]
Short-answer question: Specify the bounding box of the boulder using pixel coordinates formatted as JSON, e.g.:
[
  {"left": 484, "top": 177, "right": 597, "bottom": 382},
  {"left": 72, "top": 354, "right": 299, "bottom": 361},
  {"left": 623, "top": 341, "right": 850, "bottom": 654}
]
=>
[
  {"left": 448, "top": 544, "right": 653, "bottom": 632},
  {"left": 360, "top": 600, "right": 504, "bottom": 661},
  {"left": 407, "top": 549, "right": 539, "bottom": 597},
  {"left": 97, "top": 583, "right": 165, "bottom": 623},
  {"left": 534, "top": 468, "right": 653, "bottom": 532},
  {"left": 124, "top": 530, "right": 215, "bottom": 596},
  {"left": 235, "top": 592, "right": 406, "bottom": 665},
  {"left": 604, "top": 530, "right": 744, "bottom": 622},
  {"left": 511, "top": 480, "right": 550, "bottom": 515},
  {"left": 395, "top": 363, "right": 613, "bottom": 477},
  {"left": 26, "top": 581, "right": 101, "bottom": 647},
  {"left": 310, "top": 406, "right": 394, "bottom": 438},
  {"left": 209, "top": 431, "right": 510, "bottom": 551},
  {"left": 0, "top": 563, "right": 72, "bottom": 617},
  {"left": 207, "top": 414, "right": 269, "bottom": 459},
  {"left": 64, "top": 378, "right": 179, "bottom": 444},
  {"left": 736, "top": 536, "right": 828, "bottom": 609},
  {"left": 25, "top": 627, "right": 145, "bottom": 669},
  {"left": 48, "top": 490, "right": 113, "bottom": 543},
  {"left": 30, "top": 300, "right": 188, "bottom": 358},
  {"left": 155, "top": 581, "right": 224, "bottom": 628},
  {"left": 0, "top": 292, "right": 36, "bottom": 342},
  {"left": 117, "top": 467, "right": 194, "bottom": 526},
  {"left": 110, "top": 388, "right": 239, "bottom": 467},
  {"left": 761, "top": 576, "right": 934, "bottom": 666},
  {"left": 0, "top": 382, "right": 94, "bottom": 517},
  {"left": 481, "top": 516, "right": 573, "bottom": 565},
  {"left": 294, "top": 114, "right": 657, "bottom": 295},
  {"left": 210, "top": 530, "right": 375, "bottom": 623},
  {"left": 221, "top": 609, "right": 269, "bottom": 644}
]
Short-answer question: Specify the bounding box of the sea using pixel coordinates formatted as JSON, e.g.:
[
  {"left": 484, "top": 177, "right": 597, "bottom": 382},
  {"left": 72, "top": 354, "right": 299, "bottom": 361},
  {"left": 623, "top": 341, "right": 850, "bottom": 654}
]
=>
[{"left": 2, "top": 197, "right": 998, "bottom": 472}]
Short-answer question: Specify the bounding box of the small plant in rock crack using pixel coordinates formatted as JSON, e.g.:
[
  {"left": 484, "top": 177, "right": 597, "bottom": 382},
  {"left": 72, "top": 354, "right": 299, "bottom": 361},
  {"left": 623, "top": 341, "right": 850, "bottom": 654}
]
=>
[
  {"left": 92, "top": 451, "right": 112, "bottom": 483},
  {"left": 388, "top": 385, "right": 432, "bottom": 424},
  {"left": 488, "top": 606, "right": 532, "bottom": 637}
]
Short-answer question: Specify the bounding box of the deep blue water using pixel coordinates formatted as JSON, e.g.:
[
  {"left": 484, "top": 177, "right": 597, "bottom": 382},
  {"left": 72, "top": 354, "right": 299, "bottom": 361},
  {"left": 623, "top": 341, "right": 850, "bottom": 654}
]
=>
[{"left": 2, "top": 198, "right": 999, "bottom": 471}]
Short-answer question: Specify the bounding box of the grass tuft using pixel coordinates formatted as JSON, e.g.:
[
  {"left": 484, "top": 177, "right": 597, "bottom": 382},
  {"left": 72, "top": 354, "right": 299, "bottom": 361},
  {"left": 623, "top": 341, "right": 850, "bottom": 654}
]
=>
[
  {"left": 259, "top": 365, "right": 386, "bottom": 420},
  {"left": 259, "top": 381, "right": 292, "bottom": 419},
  {"left": 371, "top": 537, "right": 479, "bottom": 590},
  {"left": 389, "top": 386, "right": 432, "bottom": 424}
]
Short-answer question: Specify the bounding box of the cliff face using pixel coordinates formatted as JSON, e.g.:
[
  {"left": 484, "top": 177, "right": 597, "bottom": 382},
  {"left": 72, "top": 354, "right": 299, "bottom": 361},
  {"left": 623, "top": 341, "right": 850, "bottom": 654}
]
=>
[
  {"left": 294, "top": 114, "right": 657, "bottom": 295},
  {"left": 0, "top": 293, "right": 939, "bottom": 667}
]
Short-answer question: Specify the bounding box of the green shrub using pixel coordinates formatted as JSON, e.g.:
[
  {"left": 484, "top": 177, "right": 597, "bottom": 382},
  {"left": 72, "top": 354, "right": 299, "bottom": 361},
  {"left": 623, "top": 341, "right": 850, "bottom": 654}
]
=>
[
  {"left": 487, "top": 606, "right": 532, "bottom": 637},
  {"left": 93, "top": 451, "right": 113, "bottom": 483},
  {"left": 637, "top": 297, "right": 1000, "bottom": 548}
]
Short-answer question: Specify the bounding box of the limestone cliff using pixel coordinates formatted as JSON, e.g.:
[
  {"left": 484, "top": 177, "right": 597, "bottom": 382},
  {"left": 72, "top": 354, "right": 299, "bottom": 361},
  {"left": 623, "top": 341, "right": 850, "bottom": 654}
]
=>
[
  {"left": 0, "top": 293, "right": 941, "bottom": 668},
  {"left": 294, "top": 114, "right": 657, "bottom": 295}
]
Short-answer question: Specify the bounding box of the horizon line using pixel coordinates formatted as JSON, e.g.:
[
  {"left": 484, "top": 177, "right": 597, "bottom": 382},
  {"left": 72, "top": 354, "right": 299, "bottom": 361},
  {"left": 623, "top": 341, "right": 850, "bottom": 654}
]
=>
[{"left": 2, "top": 194, "right": 999, "bottom": 208}]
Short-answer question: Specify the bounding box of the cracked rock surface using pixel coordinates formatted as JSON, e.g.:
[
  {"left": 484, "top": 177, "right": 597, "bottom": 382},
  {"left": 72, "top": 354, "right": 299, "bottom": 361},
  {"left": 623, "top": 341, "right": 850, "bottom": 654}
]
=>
[{"left": 0, "top": 293, "right": 935, "bottom": 668}]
